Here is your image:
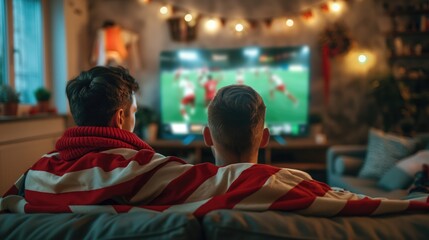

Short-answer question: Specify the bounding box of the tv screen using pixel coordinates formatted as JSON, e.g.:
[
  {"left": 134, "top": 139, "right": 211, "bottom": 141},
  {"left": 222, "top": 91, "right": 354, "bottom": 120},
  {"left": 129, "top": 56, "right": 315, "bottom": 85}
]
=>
[{"left": 159, "top": 46, "right": 310, "bottom": 140}]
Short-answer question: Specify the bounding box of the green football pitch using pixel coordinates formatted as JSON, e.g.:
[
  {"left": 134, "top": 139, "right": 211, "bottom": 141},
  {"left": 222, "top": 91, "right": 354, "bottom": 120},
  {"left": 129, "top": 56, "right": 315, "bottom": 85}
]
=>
[{"left": 160, "top": 69, "right": 309, "bottom": 125}]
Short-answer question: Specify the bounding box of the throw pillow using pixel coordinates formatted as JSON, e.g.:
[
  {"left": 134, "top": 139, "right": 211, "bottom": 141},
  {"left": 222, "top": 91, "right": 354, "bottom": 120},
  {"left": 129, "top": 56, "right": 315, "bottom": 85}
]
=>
[
  {"left": 358, "top": 128, "right": 416, "bottom": 180},
  {"left": 378, "top": 150, "right": 429, "bottom": 191}
]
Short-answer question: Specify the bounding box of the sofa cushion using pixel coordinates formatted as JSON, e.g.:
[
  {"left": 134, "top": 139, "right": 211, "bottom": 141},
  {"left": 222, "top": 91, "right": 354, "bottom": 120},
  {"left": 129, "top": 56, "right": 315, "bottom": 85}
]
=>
[
  {"left": 378, "top": 150, "right": 429, "bottom": 191},
  {"left": 203, "top": 210, "right": 429, "bottom": 240},
  {"left": 0, "top": 211, "right": 201, "bottom": 240},
  {"left": 358, "top": 129, "right": 416, "bottom": 180}
]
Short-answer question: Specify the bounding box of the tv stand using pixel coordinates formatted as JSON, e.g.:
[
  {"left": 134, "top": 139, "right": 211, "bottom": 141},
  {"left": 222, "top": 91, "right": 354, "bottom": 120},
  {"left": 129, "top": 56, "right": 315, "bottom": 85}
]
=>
[
  {"left": 147, "top": 138, "right": 330, "bottom": 182},
  {"left": 272, "top": 135, "right": 286, "bottom": 145}
]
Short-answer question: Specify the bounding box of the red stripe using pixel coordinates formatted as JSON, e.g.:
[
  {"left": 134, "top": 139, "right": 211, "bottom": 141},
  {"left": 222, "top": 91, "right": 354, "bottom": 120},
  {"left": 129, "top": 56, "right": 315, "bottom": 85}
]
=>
[
  {"left": 140, "top": 205, "right": 171, "bottom": 212},
  {"left": 148, "top": 162, "right": 219, "bottom": 205},
  {"left": 407, "top": 200, "right": 429, "bottom": 212},
  {"left": 338, "top": 197, "right": 381, "bottom": 216},
  {"left": 30, "top": 149, "right": 156, "bottom": 176},
  {"left": 112, "top": 205, "right": 132, "bottom": 213},
  {"left": 194, "top": 164, "right": 280, "bottom": 217},
  {"left": 270, "top": 180, "right": 330, "bottom": 211},
  {"left": 24, "top": 203, "right": 72, "bottom": 213},
  {"left": 25, "top": 157, "right": 178, "bottom": 206}
]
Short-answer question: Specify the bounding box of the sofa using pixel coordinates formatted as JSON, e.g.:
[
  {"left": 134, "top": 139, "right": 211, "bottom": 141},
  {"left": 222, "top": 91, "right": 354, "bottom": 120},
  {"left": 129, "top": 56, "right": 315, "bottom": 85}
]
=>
[
  {"left": 327, "top": 129, "right": 429, "bottom": 199},
  {"left": 1, "top": 210, "right": 429, "bottom": 239}
]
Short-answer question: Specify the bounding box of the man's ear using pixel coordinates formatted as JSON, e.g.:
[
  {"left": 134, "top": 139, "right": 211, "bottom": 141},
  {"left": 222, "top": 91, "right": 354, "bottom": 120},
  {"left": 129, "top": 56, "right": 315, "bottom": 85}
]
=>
[
  {"left": 203, "top": 126, "right": 214, "bottom": 146},
  {"left": 259, "top": 128, "right": 270, "bottom": 148},
  {"left": 110, "top": 109, "right": 125, "bottom": 128}
]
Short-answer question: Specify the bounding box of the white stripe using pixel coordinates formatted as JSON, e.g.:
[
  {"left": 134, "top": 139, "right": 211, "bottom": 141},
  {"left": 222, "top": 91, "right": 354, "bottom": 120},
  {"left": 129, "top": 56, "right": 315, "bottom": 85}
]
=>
[
  {"left": 42, "top": 152, "right": 59, "bottom": 158},
  {"left": 372, "top": 199, "right": 409, "bottom": 215},
  {"left": 234, "top": 169, "right": 298, "bottom": 211},
  {"left": 165, "top": 199, "right": 210, "bottom": 213},
  {"left": 128, "top": 207, "right": 161, "bottom": 214},
  {"left": 25, "top": 153, "right": 174, "bottom": 193},
  {"left": 185, "top": 163, "right": 253, "bottom": 203},
  {"left": 101, "top": 148, "right": 139, "bottom": 159},
  {"left": 69, "top": 205, "right": 117, "bottom": 214},
  {"left": 130, "top": 161, "right": 193, "bottom": 204},
  {"left": 295, "top": 197, "right": 346, "bottom": 217}
]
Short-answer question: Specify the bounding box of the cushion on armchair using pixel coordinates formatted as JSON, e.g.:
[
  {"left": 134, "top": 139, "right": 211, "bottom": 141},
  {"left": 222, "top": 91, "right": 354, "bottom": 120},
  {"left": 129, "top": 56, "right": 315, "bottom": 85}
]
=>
[
  {"left": 358, "top": 129, "right": 417, "bottom": 180},
  {"left": 378, "top": 150, "right": 429, "bottom": 191}
]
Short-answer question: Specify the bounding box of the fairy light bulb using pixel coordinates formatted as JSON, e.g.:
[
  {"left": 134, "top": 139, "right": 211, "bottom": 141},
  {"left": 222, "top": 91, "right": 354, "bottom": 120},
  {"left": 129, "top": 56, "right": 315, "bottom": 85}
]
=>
[
  {"left": 159, "top": 6, "right": 169, "bottom": 15},
  {"left": 331, "top": 2, "right": 341, "bottom": 12},
  {"left": 286, "top": 19, "right": 294, "bottom": 27},
  {"left": 358, "top": 54, "right": 367, "bottom": 63},
  {"left": 235, "top": 23, "right": 244, "bottom": 32},
  {"left": 184, "top": 13, "right": 193, "bottom": 22},
  {"left": 205, "top": 18, "right": 219, "bottom": 31}
]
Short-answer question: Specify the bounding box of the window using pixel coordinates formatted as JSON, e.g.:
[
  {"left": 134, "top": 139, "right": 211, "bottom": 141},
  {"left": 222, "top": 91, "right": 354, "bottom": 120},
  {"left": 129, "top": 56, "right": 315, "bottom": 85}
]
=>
[
  {"left": 12, "top": 0, "right": 44, "bottom": 104},
  {"left": 0, "top": 0, "right": 7, "bottom": 85}
]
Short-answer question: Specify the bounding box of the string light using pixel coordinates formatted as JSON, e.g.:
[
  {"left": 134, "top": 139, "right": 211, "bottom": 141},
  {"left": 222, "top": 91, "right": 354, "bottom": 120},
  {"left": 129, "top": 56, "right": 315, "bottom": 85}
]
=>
[
  {"left": 205, "top": 18, "right": 220, "bottom": 32},
  {"left": 331, "top": 1, "right": 341, "bottom": 12},
  {"left": 159, "top": 5, "right": 169, "bottom": 15},
  {"left": 235, "top": 23, "right": 244, "bottom": 32},
  {"left": 149, "top": 0, "right": 348, "bottom": 33},
  {"left": 358, "top": 54, "right": 367, "bottom": 63},
  {"left": 184, "top": 13, "right": 193, "bottom": 22}
]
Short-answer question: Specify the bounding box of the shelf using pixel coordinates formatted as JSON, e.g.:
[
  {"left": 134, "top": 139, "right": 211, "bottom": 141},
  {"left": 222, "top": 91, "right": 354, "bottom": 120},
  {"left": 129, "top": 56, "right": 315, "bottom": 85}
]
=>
[
  {"left": 387, "top": 9, "right": 429, "bottom": 16},
  {"left": 148, "top": 138, "right": 330, "bottom": 166},
  {"left": 386, "top": 31, "right": 429, "bottom": 37},
  {"left": 389, "top": 54, "right": 429, "bottom": 60}
]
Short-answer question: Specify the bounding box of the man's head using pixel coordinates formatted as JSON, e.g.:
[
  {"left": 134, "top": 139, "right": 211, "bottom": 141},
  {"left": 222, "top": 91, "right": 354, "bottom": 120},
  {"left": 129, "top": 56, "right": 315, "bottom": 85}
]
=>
[
  {"left": 66, "top": 66, "right": 139, "bottom": 131},
  {"left": 204, "top": 85, "right": 269, "bottom": 165}
]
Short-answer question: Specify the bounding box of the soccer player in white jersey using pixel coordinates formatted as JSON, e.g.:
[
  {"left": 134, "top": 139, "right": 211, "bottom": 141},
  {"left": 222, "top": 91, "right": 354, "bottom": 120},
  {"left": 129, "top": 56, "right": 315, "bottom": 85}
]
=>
[
  {"left": 269, "top": 72, "right": 298, "bottom": 106},
  {"left": 178, "top": 77, "right": 196, "bottom": 121}
]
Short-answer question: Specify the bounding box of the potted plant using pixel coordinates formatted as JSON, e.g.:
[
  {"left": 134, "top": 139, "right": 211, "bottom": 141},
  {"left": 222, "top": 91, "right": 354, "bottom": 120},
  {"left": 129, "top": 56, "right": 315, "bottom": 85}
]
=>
[
  {"left": 0, "top": 84, "right": 20, "bottom": 116},
  {"left": 34, "top": 87, "right": 51, "bottom": 113}
]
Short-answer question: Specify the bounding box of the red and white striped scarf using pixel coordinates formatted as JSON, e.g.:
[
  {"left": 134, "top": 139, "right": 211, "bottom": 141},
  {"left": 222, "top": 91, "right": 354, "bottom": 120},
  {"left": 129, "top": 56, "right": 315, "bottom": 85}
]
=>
[{"left": 1, "top": 127, "right": 428, "bottom": 217}]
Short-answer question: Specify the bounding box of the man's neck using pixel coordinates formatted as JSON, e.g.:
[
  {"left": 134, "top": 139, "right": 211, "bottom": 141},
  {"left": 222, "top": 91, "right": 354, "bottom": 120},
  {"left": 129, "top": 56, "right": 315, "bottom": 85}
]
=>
[{"left": 212, "top": 146, "right": 258, "bottom": 166}]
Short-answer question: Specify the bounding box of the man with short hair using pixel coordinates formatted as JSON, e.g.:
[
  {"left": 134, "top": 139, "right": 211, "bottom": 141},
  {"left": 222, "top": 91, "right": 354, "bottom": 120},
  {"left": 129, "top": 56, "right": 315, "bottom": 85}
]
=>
[{"left": 203, "top": 85, "right": 269, "bottom": 166}]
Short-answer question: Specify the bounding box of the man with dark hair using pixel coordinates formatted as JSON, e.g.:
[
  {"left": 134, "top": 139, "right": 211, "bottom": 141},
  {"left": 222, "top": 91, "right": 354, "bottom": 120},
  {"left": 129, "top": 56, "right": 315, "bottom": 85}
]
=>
[
  {"left": 66, "top": 66, "right": 139, "bottom": 128},
  {"left": 203, "top": 85, "right": 269, "bottom": 166},
  {"left": 1, "top": 66, "right": 427, "bottom": 217}
]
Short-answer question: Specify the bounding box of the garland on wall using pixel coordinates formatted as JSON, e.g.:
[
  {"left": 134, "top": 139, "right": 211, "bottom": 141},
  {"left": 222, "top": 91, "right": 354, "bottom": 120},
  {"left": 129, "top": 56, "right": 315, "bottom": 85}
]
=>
[{"left": 138, "top": 0, "right": 356, "bottom": 41}]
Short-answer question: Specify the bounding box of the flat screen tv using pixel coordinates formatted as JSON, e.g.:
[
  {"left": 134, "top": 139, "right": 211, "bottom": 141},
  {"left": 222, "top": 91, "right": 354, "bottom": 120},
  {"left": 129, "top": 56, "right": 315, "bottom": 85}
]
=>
[{"left": 159, "top": 45, "right": 310, "bottom": 142}]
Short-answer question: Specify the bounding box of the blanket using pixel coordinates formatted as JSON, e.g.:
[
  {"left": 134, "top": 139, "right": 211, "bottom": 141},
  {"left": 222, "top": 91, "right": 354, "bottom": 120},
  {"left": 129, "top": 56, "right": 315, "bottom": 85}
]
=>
[{"left": 1, "top": 127, "right": 428, "bottom": 217}]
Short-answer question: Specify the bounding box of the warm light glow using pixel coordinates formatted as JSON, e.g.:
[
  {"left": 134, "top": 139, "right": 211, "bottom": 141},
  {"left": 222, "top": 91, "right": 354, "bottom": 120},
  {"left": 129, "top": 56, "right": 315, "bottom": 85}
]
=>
[
  {"left": 159, "top": 6, "right": 169, "bottom": 15},
  {"left": 286, "top": 19, "right": 294, "bottom": 27},
  {"left": 184, "top": 14, "right": 193, "bottom": 22},
  {"left": 138, "top": 0, "right": 150, "bottom": 4},
  {"left": 205, "top": 18, "right": 219, "bottom": 32},
  {"left": 358, "top": 54, "right": 367, "bottom": 63},
  {"left": 331, "top": 2, "right": 341, "bottom": 12},
  {"left": 344, "top": 49, "right": 376, "bottom": 75},
  {"left": 235, "top": 23, "right": 244, "bottom": 32}
]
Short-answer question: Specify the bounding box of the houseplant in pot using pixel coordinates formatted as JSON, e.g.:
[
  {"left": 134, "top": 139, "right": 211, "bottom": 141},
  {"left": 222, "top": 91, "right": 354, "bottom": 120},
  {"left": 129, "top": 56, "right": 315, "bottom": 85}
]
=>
[
  {"left": 34, "top": 87, "right": 51, "bottom": 113},
  {"left": 0, "top": 84, "right": 20, "bottom": 116}
]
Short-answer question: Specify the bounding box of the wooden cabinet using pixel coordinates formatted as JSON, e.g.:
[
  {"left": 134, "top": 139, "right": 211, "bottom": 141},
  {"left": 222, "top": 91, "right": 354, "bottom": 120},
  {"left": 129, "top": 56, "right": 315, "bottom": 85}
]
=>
[
  {"left": 0, "top": 115, "right": 66, "bottom": 194},
  {"left": 148, "top": 138, "right": 330, "bottom": 182}
]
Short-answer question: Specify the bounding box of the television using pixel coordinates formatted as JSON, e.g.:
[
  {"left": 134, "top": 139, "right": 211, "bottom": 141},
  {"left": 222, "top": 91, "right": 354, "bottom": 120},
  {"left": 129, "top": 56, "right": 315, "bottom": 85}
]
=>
[{"left": 159, "top": 45, "right": 310, "bottom": 142}]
